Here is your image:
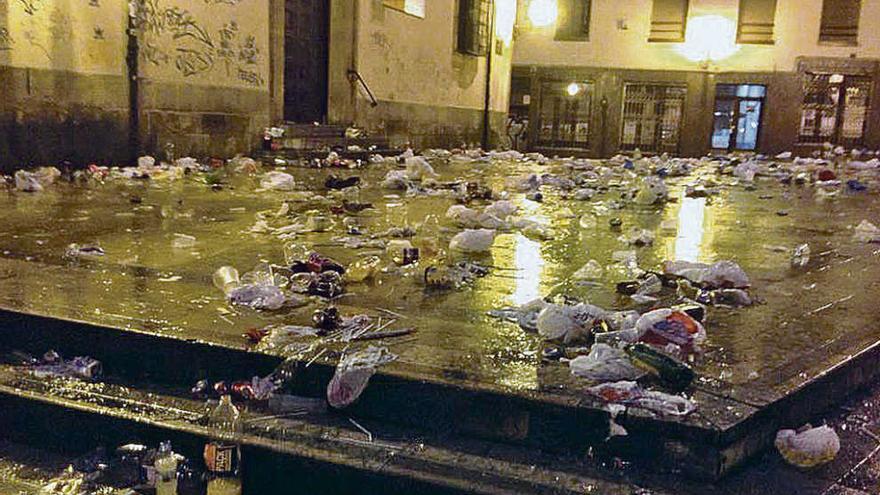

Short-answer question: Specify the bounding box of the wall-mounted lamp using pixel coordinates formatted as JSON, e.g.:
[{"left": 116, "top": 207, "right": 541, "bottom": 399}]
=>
[
  {"left": 676, "top": 15, "right": 740, "bottom": 66},
  {"left": 566, "top": 82, "right": 581, "bottom": 97},
  {"left": 527, "top": 0, "right": 558, "bottom": 28}
]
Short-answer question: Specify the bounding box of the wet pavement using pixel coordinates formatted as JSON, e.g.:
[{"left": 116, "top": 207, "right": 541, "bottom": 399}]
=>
[
  {"left": 0, "top": 154, "right": 879, "bottom": 488},
  {"left": 0, "top": 158, "right": 878, "bottom": 408}
]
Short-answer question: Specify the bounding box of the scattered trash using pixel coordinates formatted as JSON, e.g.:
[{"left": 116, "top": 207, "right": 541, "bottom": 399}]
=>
[
  {"left": 65, "top": 243, "right": 105, "bottom": 258},
  {"left": 791, "top": 243, "right": 811, "bottom": 268},
  {"left": 28, "top": 350, "right": 102, "bottom": 380},
  {"left": 587, "top": 381, "right": 696, "bottom": 416},
  {"left": 853, "top": 220, "right": 880, "bottom": 243},
  {"left": 775, "top": 424, "right": 840, "bottom": 468},
  {"left": 663, "top": 260, "right": 750, "bottom": 289},
  {"left": 327, "top": 346, "right": 397, "bottom": 409},
  {"left": 260, "top": 171, "right": 297, "bottom": 191},
  {"left": 449, "top": 229, "right": 496, "bottom": 253},
  {"left": 569, "top": 344, "right": 644, "bottom": 383}
]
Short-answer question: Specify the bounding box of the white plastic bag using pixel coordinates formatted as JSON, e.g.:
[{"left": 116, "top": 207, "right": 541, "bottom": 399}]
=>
[
  {"left": 404, "top": 156, "right": 438, "bottom": 181},
  {"left": 572, "top": 260, "right": 604, "bottom": 280},
  {"left": 569, "top": 344, "right": 643, "bottom": 382},
  {"left": 775, "top": 425, "right": 840, "bottom": 468},
  {"left": 449, "top": 229, "right": 496, "bottom": 253},
  {"left": 664, "top": 260, "right": 750, "bottom": 289},
  {"left": 853, "top": 220, "right": 880, "bottom": 243},
  {"left": 260, "top": 171, "right": 296, "bottom": 191},
  {"left": 327, "top": 346, "right": 397, "bottom": 409}
]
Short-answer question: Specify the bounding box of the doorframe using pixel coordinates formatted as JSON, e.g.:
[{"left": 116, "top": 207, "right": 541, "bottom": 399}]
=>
[
  {"left": 278, "top": 0, "right": 331, "bottom": 124},
  {"left": 710, "top": 84, "right": 767, "bottom": 152},
  {"left": 269, "top": 0, "right": 285, "bottom": 124}
]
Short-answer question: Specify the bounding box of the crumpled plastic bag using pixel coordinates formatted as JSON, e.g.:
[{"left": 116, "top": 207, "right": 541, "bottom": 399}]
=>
[
  {"left": 733, "top": 161, "right": 760, "bottom": 182},
  {"left": 853, "top": 220, "right": 880, "bottom": 243},
  {"left": 535, "top": 304, "right": 595, "bottom": 344},
  {"left": 382, "top": 170, "right": 411, "bottom": 190},
  {"left": 449, "top": 229, "right": 496, "bottom": 253},
  {"left": 618, "top": 228, "right": 655, "bottom": 247},
  {"left": 260, "top": 171, "right": 296, "bottom": 191},
  {"left": 15, "top": 167, "right": 60, "bottom": 192},
  {"left": 228, "top": 284, "right": 286, "bottom": 310},
  {"left": 327, "top": 346, "right": 397, "bottom": 409},
  {"left": 635, "top": 308, "right": 706, "bottom": 354},
  {"left": 570, "top": 344, "right": 643, "bottom": 382},
  {"left": 664, "top": 260, "right": 750, "bottom": 289},
  {"left": 405, "top": 156, "right": 438, "bottom": 181},
  {"left": 587, "top": 381, "right": 696, "bottom": 416},
  {"left": 138, "top": 155, "right": 156, "bottom": 168},
  {"left": 775, "top": 425, "right": 840, "bottom": 468},
  {"left": 572, "top": 259, "right": 604, "bottom": 280},
  {"left": 634, "top": 177, "right": 668, "bottom": 205}
]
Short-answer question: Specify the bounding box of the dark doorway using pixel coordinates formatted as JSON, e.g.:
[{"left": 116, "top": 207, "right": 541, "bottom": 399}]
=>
[
  {"left": 711, "top": 84, "right": 766, "bottom": 151},
  {"left": 284, "top": 0, "right": 329, "bottom": 123}
]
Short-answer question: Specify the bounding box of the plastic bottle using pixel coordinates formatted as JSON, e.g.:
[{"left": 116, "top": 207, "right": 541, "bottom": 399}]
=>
[
  {"left": 154, "top": 441, "right": 178, "bottom": 495},
  {"left": 205, "top": 395, "right": 242, "bottom": 495}
]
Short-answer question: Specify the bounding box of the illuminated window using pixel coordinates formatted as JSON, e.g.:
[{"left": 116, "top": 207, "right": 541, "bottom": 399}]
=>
[
  {"left": 649, "top": 0, "right": 689, "bottom": 42},
  {"left": 537, "top": 81, "right": 593, "bottom": 149},
  {"left": 621, "top": 84, "right": 687, "bottom": 153},
  {"left": 383, "top": 0, "right": 426, "bottom": 18},
  {"left": 799, "top": 73, "right": 871, "bottom": 145},
  {"left": 819, "top": 0, "right": 861, "bottom": 45},
  {"left": 555, "top": 0, "right": 591, "bottom": 41},
  {"left": 737, "top": 0, "right": 777, "bottom": 44},
  {"left": 457, "top": 0, "right": 492, "bottom": 56}
]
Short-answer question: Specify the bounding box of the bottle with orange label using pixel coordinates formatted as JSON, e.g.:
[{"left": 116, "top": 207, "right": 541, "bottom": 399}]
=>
[{"left": 204, "top": 395, "right": 242, "bottom": 495}]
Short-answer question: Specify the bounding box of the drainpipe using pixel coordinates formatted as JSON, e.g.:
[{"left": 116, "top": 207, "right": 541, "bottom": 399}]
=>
[
  {"left": 350, "top": 0, "right": 360, "bottom": 126},
  {"left": 126, "top": 3, "right": 140, "bottom": 165},
  {"left": 481, "top": 0, "right": 496, "bottom": 150}
]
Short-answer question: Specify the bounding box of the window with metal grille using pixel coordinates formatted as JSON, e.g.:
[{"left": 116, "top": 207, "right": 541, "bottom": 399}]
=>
[
  {"left": 555, "top": 0, "right": 591, "bottom": 41},
  {"left": 457, "top": 0, "right": 492, "bottom": 56},
  {"left": 737, "top": 0, "right": 777, "bottom": 44},
  {"left": 620, "top": 84, "right": 687, "bottom": 154},
  {"left": 819, "top": 0, "right": 860, "bottom": 45},
  {"left": 536, "top": 81, "right": 593, "bottom": 149},
  {"left": 649, "top": 0, "right": 689, "bottom": 42},
  {"left": 799, "top": 73, "right": 871, "bottom": 145}
]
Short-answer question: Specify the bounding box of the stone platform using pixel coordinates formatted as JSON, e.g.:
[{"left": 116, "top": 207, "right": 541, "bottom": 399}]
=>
[{"left": 0, "top": 157, "right": 877, "bottom": 489}]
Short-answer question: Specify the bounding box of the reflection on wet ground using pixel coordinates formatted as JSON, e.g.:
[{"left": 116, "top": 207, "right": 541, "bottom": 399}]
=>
[{"left": 0, "top": 157, "right": 878, "bottom": 421}]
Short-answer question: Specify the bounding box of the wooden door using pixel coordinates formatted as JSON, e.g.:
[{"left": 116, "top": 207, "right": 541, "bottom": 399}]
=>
[{"left": 284, "top": 0, "right": 329, "bottom": 123}]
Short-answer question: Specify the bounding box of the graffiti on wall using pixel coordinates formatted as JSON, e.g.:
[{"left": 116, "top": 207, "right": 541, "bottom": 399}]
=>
[{"left": 133, "top": 0, "right": 265, "bottom": 86}]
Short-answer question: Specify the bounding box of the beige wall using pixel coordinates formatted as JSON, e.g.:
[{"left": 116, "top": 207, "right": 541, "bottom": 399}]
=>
[
  {"left": 137, "top": 0, "right": 270, "bottom": 89},
  {"left": 0, "top": 0, "right": 126, "bottom": 74},
  {"left": 513, "top": 0, "right": 880, "bottom": 72},
  {"left": 354, "top": 0, "right": 511, "bottom": 112},
  {"left": 326, "top": 0, "right": 514, "bottom": 147}
]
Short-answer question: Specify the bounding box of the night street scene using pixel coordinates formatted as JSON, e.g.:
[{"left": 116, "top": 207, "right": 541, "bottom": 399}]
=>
[{"left": 0, "top": 0, "right": 879, "bottom": 494}]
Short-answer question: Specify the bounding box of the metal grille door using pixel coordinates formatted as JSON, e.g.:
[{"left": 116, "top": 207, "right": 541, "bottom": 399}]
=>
[{"left": 620, "top": 84, "right": 687, "bottom": 154}]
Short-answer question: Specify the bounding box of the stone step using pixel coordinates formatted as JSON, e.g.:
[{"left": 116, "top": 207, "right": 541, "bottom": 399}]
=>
[
  {"left": 0, "top": 307, "right": 767, "bottom": 481},
  {"left": 0, "top": 362, "right": 672, "bottom": 495}
]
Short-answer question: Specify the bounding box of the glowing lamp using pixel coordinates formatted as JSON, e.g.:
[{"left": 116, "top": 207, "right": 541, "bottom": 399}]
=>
[
  {"left": 676, "top": 15, "right": 740, "bottom": 64},
  {"left": 527, "top": 0, "right": 558, "bottom": 28},
  {"left": 566, "top": 82, "right": 581, "bottom": 96}
]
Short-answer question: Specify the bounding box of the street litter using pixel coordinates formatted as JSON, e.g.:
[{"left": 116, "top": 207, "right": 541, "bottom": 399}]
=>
[
  {"left": 327, "top": 346, "right": 397, "bottom": 409},
  {"left": 775, "top": 424, "right": 840, "bottom": 468},
  {"left": 587, "top": 380, "right": 696, "bottom": 416}
]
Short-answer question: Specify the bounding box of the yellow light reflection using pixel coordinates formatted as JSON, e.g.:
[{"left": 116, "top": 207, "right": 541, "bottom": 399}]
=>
[
  {"left": 677, "top": 15, "right": 740, "bottom": 63},
  {"left": 495, "top": 0, "right": 517, "bottom": 45},
  {"left": 674, "top": 195, "right": 706, "bottom": 262},
  {"left": 527, "top": 0, "right": 558, "bottom": 28},
  {"left": 510, "top": 199, "right": 546, "bottom": 305}
]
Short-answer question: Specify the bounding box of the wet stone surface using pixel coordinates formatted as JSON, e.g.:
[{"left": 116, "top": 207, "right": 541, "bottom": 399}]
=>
[{"left": 0, "top": 156, "right": 878, "bottom": 435}]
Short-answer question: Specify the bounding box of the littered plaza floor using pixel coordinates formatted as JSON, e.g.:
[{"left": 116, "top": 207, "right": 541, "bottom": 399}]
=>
[{"left": 0, "top": 151, "right": 879, "bottom": 493}]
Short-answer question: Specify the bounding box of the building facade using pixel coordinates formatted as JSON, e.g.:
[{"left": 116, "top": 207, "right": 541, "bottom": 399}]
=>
[
  {"left": 511, "top": 0, "right": 880, "bottom": 157},
  {"left": 0, "top": 0, "right": 514, "bottom": 171}
]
